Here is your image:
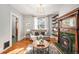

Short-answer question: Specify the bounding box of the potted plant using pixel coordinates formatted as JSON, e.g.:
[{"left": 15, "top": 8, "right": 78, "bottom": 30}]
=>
[{"left": 37, "top": 34, "right": 44, "bottom": 45}]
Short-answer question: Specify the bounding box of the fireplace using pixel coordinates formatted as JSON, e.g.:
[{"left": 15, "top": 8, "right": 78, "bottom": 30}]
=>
[
  {"left": 60, "top": 33, "right": 75, "bottom": 53},
  {"left": 61, "top": 35, "right": 71, "bottom": 52}
]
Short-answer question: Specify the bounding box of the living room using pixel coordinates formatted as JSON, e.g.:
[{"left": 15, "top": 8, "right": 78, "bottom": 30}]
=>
[{"left": 0, "top": 4, "right": 79, "bottom": 54}]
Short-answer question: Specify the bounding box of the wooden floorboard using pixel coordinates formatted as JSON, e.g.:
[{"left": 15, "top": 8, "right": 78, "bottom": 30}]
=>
[
  {"left": 2, "top": 38, "right": 32, "bottom": 54},
  {"left": 1, "top": 38, "right": 55, "bottom": 54}
]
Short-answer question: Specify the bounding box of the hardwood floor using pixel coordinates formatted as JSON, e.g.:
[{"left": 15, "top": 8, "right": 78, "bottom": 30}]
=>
[
  {"left": 2, "top": 38, "right": 56, "bottom": 54},
  {"left": 2, "top": 38, "right": 32, "bottom": 54}
]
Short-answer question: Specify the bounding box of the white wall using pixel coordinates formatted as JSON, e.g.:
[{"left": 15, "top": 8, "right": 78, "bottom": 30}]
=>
[
  {"left": 0, "top": 5, "right": 11, "bottom": 53},
  {"left": 0, "top": 5, "right": 24, "bottom": 53},
  {"left": 10, "top": 5, "right": 24, "bottom": 41},
  {"left": 18, "top": 15, "right": 24, "bottom": 41},
  {"left": 23, "top": 16, "right": 34, "bottom": 36},
  {"left": 59, "top": 4, "right": 79, "bottom": 17}
]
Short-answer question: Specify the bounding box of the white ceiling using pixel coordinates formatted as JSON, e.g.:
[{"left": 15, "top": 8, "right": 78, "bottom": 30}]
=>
[{"left": 10, "top": 4, "right": 63, "bottom": 16}]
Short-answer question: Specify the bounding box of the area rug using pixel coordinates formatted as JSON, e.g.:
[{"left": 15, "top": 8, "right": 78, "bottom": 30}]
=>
[{"left": 26, "top": 44, "right": 62, "bottom": 54}]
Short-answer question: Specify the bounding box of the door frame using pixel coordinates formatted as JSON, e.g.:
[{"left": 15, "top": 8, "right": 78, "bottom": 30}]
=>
[{"left": 10, "top": 12, "right": 19, "bottom": 46}]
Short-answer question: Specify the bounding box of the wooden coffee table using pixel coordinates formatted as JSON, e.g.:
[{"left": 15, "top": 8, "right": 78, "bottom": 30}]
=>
[{"left": 32, "top": 40, "right": 49, "bottom": 54}]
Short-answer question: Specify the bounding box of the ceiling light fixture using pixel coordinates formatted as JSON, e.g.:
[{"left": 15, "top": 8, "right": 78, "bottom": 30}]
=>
[{"left": 36, "top": 4, "right": 45, "bottom": 16}]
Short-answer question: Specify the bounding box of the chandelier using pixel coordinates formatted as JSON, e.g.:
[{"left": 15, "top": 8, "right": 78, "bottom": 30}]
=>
[{"left": 36, "top": 4, "right": 45, "bottom": 15}]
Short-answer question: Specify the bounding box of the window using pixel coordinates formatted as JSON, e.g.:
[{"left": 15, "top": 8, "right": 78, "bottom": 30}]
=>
[
  {"left": 34, "top": 17, "right": 38, "bottom": 29},
  {"left": 34, "top": 17, "right": 46, "bottom": 29}
]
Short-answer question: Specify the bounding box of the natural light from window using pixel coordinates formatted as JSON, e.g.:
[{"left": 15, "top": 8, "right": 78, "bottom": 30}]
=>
[{"left": 34, "top": 17, "right": 47, "bottom": 30}]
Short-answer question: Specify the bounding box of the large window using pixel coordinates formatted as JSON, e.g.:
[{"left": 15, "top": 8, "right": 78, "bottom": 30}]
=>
[
  {"left": 34, "top": 17, "right": 47, "bottom": 29},
  {"left": 34, "top": 17, "right": 38, "bottom": 29}
]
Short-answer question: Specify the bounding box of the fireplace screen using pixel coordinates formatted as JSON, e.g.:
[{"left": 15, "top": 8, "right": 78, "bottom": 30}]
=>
[
  {"left": 60, "top": 34, "right": 71, "bottom": 53},
  {"left": 60, "top": 32, "right": 75, "bottom": 54}
]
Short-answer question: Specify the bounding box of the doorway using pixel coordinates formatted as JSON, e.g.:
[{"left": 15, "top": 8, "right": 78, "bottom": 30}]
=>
[{"left": 12, "top": 15, "right": 18, "bottom": 45}]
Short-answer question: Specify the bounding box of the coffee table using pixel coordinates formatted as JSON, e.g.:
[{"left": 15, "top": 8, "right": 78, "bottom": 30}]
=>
[{"left": 32, "top": 40, "right": 49, "bottom": 54}]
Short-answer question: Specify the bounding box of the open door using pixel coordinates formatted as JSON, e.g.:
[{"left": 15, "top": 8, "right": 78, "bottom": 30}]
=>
[{"left": 12, "top": 15, "right": 18, "bottom": 45}]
